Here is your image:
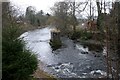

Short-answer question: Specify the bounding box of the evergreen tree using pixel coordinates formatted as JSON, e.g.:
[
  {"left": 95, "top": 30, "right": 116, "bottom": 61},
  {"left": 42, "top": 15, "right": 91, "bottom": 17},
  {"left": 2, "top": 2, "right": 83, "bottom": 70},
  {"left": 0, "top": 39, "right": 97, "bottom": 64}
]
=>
[{"left": 2, "top": 2, "right": 38, "bottom": 80}]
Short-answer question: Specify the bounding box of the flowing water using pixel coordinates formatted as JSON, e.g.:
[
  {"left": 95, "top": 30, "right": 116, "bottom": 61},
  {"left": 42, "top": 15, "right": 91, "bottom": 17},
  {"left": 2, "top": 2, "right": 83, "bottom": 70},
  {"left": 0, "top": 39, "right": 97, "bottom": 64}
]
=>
[{"left": 20, "top": 27, "right": 107, "bottom": 78}]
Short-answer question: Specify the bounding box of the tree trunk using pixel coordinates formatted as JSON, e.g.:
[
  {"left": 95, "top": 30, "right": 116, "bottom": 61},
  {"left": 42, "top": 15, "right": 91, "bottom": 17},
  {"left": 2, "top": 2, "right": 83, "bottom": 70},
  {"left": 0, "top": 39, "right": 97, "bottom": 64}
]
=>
[
  {"left": 96, "top": 1, "right": 102, "bottom": 29},
  {"left": 73, "top": 1, "right": 76, "bottom": 32}
]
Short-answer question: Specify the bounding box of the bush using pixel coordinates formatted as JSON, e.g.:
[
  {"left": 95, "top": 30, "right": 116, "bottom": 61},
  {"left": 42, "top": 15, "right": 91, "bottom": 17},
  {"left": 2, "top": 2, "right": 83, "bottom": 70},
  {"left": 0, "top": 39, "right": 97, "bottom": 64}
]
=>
[
  {"left": 70, "top": 30, "right": 92, "bottom": 40},
  {"left": 71, "top": 31, "right": 81, "bottom": 40},
  {"left": 80, "top": 31, "right": 93, "bottom": 40},
  {"left": 2, "top": 2, "right": 38, "bottom": 80},
  {"left": 2, "top": 39, "right": 38, "bottom": 80},
  {"left": 49, "top": 39, "right": 62, "bottom": 51}
]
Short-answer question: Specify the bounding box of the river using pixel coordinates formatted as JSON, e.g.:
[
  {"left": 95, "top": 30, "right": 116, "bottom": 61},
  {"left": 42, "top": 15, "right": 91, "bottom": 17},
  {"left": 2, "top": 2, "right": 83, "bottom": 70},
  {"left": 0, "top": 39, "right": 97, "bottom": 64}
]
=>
[{"left": 20, "top": 27, "right": 107, "bottom": 78}]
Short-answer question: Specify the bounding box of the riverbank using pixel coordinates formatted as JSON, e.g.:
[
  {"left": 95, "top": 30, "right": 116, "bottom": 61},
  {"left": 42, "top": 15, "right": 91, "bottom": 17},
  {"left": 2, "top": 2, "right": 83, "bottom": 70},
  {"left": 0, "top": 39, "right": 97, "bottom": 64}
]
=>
[
  {"left": 77, "top": 39, "right": 104, "bottom": 46},
  {"left": 33, "top": 68, "right": 56, "bottom": 80},
  {"left": 20, "top": 23, "right": 49, "bottom": 34}
]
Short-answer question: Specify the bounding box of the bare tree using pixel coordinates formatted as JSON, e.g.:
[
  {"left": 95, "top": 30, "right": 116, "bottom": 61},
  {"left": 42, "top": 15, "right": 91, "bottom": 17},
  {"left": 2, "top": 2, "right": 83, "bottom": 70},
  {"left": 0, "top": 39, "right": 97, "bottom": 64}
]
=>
[
  {"left": 51, "top": 1, "right": 69, "bottom": 34},
  {"left": 68, "top": 0, "right": 90, "bottom": 32},
  {"left": 103, "top": 1, "right": 120, "bottom": 79}
]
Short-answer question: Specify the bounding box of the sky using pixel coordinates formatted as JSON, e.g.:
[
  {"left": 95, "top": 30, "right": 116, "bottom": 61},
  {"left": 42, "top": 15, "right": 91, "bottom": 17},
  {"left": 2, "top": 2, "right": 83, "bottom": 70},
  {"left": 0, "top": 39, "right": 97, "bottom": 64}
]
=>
[
  {"left": 10, "top": 0, "right": 64, "bottom": 14},
  {"left": 9, "top": 0, "right": 113, "bottom": 18},
  {"left": 9, "top": 0, "right": 94, "bottom": 18},
  {"left": 10, "top": 0, "right": 88, "bottom": 14}
]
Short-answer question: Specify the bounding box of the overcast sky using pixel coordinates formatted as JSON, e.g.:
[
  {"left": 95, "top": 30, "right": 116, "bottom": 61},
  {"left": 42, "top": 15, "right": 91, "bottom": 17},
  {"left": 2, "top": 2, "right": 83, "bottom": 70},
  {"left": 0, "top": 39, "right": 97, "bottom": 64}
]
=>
[
  {"left": 10, "top": 0, "right": 64, "bottom": 14},
  {"left": 9, "top": 0, "right": 113, "bottom": 18},
  {"left": 9, "top": 0, "right": 94, "bottom": 18},
  {"left": 10, "top": 0, "right": 89, "bottom": 14}
]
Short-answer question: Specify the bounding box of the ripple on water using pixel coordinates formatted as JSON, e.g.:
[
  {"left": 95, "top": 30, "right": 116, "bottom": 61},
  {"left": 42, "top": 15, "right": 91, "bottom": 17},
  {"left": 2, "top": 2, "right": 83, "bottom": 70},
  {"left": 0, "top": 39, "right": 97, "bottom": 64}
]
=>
[{"left": 21, "top": 27, "right": 107, "bottom": 78}]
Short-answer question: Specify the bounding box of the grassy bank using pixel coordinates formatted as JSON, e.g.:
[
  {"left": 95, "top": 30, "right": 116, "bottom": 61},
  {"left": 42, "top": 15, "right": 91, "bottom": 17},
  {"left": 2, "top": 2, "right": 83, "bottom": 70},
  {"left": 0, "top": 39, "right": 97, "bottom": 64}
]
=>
[{"left": 32, "top": 68, "right": 57, "bottom": 80}]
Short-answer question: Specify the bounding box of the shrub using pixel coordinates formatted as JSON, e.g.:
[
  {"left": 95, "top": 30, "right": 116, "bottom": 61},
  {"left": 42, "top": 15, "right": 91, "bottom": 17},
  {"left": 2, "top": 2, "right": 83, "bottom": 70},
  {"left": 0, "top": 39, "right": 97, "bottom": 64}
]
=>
[
  {"left": 70, "top": 30, "right": 93, "bottom": 40},
  {"left": 80, "top": 31, "right": 93, "bottom": 40},
  {"left": 49, "top": 39, "right": 62, "bottom": 51},
  {"left": 2, "top": 39, "right": 38, "bottom": 80},
  {"left": 70, "top": 31, "right": 81, "bottom": 40},
  {"left": 2, "top": 2, "right": 38, "bottom": 80}
]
